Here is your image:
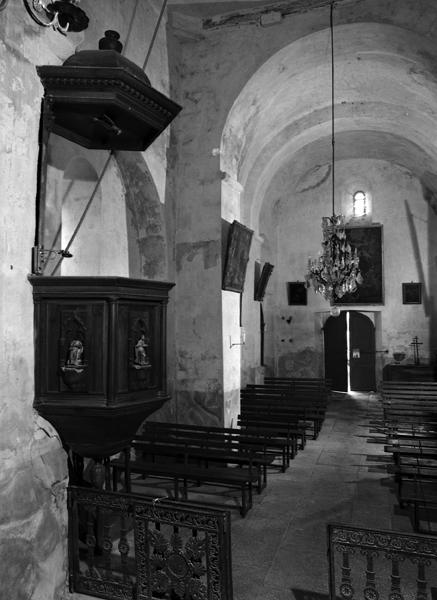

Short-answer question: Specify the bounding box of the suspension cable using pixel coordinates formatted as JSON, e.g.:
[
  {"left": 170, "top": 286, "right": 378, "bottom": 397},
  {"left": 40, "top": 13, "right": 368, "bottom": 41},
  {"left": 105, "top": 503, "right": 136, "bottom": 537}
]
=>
[
  {"left": 143, "top": 0, "right": 168, "bottom": 71},
  {"left": 330, "top": 0, "right": 335, "bottom": 217}
]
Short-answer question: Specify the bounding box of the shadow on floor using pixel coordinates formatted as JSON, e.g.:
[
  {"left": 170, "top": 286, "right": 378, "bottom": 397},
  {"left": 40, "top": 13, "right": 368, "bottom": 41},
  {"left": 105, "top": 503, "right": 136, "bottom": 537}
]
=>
[{"left": 291, "top": 588, "right": 335, "bottom": 600}]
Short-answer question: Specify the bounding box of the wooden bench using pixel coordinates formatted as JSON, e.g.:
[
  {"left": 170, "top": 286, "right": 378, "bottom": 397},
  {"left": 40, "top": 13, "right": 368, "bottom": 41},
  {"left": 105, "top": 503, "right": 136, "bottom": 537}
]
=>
[
  {"left": 111, "top": 445, "right": 259, "bottom": 517},
  {"left": 380, "top": 381, "right": 437, "bottom": 398},
  {"left": 378, "top": 381, "right": 437, "bottom": 531},
  {"left": 240, "top": 393, "right": 324, "bottom": 438},
  {"left": 385, "top": 444, "right": 437, "bottom": 464},
  {"left": 133, "top": 433, "right": 274, "bottom": 492},
  {"left": 264, "top": 376, "right": 332, "bottom": 392},
  {"left": 387, "top": 456, "right": 437, "bottom": 497},
  {"left": 140, "top": 421, "right": 290, "bottom": 472},
  {"left": 237, "top": 415, "right": 304, "bottom": 457},
  {"left": 397, "top": 480, "right": 437, "bottom": 532},
  {"left": 245, "top": 385, "right": 328, "bottom": 408}
]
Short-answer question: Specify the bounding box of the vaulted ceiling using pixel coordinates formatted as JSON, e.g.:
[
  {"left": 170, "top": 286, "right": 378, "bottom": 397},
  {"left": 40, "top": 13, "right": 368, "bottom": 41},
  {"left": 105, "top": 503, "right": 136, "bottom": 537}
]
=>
[{"left": 168, "top": 0, "right": 437, "bottom": 224}]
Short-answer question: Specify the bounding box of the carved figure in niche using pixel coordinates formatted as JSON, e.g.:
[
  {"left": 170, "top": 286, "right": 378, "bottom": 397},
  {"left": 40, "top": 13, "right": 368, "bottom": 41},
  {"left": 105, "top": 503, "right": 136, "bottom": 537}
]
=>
[
  {"left": 135, "top": 334, "right": 150, "bottom": 367},
  {"left": 67, "top": 339, "right": 84, "bottom": 366}
]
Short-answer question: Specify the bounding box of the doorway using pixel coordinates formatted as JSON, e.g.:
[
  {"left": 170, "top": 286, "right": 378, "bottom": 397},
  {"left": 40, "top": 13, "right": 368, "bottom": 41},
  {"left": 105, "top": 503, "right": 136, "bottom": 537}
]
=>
[{"left": 324, "top": 311, "right": 376, "bottom": 392}]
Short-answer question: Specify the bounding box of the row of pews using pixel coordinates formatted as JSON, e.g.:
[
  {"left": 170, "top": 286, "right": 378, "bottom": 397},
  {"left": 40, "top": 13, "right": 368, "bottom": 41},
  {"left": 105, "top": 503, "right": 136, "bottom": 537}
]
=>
[
  {"left": 379, "top": 380, "right": 437, "bottom": 532},
  {"left": 111, "top": 376, "right": 330, "bottom": 517}
]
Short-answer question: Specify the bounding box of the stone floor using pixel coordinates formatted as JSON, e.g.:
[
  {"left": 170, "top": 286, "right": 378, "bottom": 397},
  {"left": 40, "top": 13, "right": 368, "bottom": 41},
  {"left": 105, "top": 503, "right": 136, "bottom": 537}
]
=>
[{"left": 229, "top": 391, "right": 414, "bottom": 600}]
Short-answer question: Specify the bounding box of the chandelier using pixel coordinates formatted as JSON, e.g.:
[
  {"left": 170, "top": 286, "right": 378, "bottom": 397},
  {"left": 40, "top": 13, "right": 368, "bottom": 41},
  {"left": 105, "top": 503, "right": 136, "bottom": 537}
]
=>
[{"left": 305, "top": 1, "right": 362, "bottom": 305}]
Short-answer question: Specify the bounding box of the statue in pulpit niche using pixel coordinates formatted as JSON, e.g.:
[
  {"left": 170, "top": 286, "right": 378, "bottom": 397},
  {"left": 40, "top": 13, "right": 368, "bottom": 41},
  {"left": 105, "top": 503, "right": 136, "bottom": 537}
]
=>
[
  {"left": 67, "top": 339, "right": 84, "bottom": 367},
  {"left": 134, "top": 334, "right": 151, "bottom": 369},
  {"left": 60, "top": 338, "right": 86, "bottom": 390}
]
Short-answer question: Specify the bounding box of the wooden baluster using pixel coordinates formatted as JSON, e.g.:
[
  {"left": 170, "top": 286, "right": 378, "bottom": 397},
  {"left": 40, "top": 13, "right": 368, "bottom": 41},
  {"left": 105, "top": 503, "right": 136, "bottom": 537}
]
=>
[
  {"left": 339, "top": 549, "right": 354, "bottom": 600},
  {"left": 118, "top": 514, "right": 130, "bottom": 584},
  {"left": 102, "top": 510, "right": 113, "bottom": 579},
  {"left": 389, "top": 556, "right": 402, "bottom": 600},
  {"left": 104, "top": 457, "right": 111, "bottom": 491},
  {"left": 363, "top": 550, "right": 379, "bottom": 600},
  {"left": 85, "top": 509, "right": 96, "bottom": 577},
  {"left": 416, "top": 560, "right": 427, "bottom": 600}
]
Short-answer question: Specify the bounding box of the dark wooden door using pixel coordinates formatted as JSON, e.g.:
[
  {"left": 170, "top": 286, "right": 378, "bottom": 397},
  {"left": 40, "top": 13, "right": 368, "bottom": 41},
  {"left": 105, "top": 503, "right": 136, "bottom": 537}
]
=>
[
  {"left": 349, "top": 311, "right": 376, "bottom": 391},
  {"left": 324, "top": 312, "right": 347, "bottom": 392}
]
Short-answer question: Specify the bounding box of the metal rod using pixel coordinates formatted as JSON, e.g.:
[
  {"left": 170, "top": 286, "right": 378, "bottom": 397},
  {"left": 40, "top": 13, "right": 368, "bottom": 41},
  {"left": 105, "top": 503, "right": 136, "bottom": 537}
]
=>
[
  {"left": 122, "top": 0, "right": 140, "bottom": 57},
  {"left": 50, "top": 151, "right": 114, "bottom": 275},
  {"left": 330, "top": 0, "right": 335, "bottom": 217},
  {"left": 143, "top": 0, "right": 168, "bottom": 71}
]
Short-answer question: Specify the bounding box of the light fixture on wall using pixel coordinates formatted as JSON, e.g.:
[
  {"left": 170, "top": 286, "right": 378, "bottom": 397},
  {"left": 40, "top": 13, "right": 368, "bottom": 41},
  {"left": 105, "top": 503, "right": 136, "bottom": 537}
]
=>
[
  {"left": 23, "top": 0, "right": 89, "bottom": 34},
  {"left": 31, "top": 246, "right": 73, "bottom": 275},
  {"left": 305, "top": 1, "right": 362, "bottom": 305}
]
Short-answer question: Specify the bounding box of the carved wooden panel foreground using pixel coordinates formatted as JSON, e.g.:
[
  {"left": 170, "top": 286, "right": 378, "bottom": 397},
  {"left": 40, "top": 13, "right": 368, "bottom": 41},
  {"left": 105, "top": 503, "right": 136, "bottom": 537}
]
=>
[
  {"left": 68, "top": 486, "right": 233, "bottom": 600},
  {"left": 328, "top": 524, "right": 437, "bottom": 600}
]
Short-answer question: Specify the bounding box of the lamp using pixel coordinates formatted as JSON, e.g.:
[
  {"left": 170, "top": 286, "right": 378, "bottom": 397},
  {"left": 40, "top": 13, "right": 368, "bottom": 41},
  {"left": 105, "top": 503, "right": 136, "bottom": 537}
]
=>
[
  {"left": 23, "top": 0, "right": 89, "bottom": 34},
  {"left": 305, "top": 1, "right": 362, "bottom": 305}
]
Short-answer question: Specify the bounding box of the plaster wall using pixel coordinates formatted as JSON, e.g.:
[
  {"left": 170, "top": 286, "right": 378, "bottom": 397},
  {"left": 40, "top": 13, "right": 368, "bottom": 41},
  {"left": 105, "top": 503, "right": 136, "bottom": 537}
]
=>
[
  {"left": 0, "top": 1, "right": 172, "bottom": 597},
  {"left": 259, "top": 159, "right": 437, "bottom": 383}
]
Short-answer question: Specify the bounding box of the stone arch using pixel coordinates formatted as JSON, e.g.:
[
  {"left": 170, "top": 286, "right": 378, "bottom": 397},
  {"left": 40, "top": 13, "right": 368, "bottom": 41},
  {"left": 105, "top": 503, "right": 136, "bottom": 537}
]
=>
[
  {"left": 115, "top": 151, "right": 168, "bottom": 280},
  {"left": 219, "top": 17, "right": 437, "bottom": 389},
  {"left": 220, "top": 22, "right": 437, "bottom": 232}
]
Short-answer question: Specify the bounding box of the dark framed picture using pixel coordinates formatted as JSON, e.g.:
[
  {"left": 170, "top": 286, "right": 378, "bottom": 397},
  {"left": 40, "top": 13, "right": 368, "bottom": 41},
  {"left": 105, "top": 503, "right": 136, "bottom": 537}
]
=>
[
  {"left": 254, "top": 262, "right": 274, "bottom": 301},
  {"left": 222, "top": 220, "right": 254, "bottom": 292},
  {"left": 287, "top": 282, "right": 307, "bottom": 305},
  {"left": 402, "top": 282, "right": 422, "bottom": 304},
  {"left": 335, "top": 224, "right": 383, "bottom": 305}
]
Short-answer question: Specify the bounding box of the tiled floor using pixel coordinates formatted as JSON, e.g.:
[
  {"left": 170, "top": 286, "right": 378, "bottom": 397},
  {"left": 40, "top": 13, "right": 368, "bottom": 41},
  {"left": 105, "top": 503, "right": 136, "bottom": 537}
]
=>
[{"left": 230, "top": 391, "right": 413, "bottom": 600}]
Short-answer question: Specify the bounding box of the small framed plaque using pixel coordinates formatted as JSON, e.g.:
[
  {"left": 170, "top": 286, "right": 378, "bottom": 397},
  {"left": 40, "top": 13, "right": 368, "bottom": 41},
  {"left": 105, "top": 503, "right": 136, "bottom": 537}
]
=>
[
  {"left": 402, "top": 282, "right": 422, "bottom": 304},
  {"left": 287, "top": 282, "right": 307, "bottom": 306}
]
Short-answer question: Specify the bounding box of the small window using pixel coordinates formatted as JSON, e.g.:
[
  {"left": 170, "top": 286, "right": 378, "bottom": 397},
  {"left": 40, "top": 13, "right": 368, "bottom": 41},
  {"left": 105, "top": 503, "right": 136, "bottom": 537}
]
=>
[{"left": 353, "top": 190, "right": 367, "bottom": 218}]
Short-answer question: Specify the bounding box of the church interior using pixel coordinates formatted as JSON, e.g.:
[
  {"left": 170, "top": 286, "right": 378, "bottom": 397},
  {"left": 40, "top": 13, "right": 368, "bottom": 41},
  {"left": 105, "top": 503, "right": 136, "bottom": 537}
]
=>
[{"left": 2, "top": 0, "right": 437, "bottom": 598}]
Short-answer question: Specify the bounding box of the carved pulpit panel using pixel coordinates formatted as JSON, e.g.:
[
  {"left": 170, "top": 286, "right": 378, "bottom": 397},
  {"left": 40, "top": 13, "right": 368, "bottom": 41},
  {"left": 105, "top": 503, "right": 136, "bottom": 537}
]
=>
[{"left": 30, "top": 276, "right": 174, "bottom": 457}]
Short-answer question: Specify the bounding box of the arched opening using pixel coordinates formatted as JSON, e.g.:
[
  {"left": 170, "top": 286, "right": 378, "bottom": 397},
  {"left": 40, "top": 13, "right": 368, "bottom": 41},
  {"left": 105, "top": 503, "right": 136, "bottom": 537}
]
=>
[
  {"left": 219, "top": 21, "right": 437, "bottom": 386},
  {"left": 41, "top": 136, "right": 168, "bottom": 280}
]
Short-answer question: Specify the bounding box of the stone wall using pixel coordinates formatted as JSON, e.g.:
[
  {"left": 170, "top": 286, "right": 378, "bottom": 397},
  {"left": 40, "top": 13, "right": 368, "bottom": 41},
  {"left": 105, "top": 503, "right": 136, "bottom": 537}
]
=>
[
  {"left": 0, "top": 1, "right": 171, "bottom": 597},
  {"left": 260, "top": 159, "right": 437, "bottom": 382}
]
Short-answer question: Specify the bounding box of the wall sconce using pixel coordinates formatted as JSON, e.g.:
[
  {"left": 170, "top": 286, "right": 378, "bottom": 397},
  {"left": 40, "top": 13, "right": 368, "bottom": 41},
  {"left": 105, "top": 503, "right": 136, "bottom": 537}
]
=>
[
  {"left": 32, "top": 245, "right": 72, "bottom": 275},
  {"left": 230, "top": 327, "right": 246, "bottom": 348},
  {"left": 23, "top": 0, "right": 89, "bottom": 34}
]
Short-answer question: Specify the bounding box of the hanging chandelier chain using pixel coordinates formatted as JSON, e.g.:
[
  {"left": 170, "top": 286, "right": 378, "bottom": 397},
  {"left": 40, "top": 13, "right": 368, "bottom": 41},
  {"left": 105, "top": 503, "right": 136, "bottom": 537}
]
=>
[{"left": 305, "top": 0, "right": 363, "bottom": 304}]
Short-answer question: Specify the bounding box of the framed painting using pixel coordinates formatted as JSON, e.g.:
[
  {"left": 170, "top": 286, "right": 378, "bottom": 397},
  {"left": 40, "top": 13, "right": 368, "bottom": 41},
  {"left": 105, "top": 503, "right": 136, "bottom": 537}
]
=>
[
  {"left": 254, "top": 262, "right": 274, "bottom": 301},
  {"left": 402, "top": 282, "right": 422, "bottom": 304},
  {"left": 287, "top": 281, "right": 307, "bottom": 305},
  {"left": 254, "top": 260, "right": 261, "bottom": 300},
  {"left": 335, "top": 224, "right": 383, "bottom": 305},
  {"left": 222, "top": 220, "right": 254, "bottom": 292}
]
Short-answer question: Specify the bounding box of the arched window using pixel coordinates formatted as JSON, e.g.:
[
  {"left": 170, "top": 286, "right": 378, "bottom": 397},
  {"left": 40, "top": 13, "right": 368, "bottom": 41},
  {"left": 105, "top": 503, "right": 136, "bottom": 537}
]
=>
[{"left": 353, "top": 190, "right": 367, "bottom": 218}]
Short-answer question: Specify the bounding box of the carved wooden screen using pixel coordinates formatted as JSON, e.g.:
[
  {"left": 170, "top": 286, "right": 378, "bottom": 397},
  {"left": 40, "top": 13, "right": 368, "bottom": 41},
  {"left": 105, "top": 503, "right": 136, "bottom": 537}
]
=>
[
  {"left": 328, "top": 523, "right": 437, "bottom": 600},
  {"left": 68, "top": 486, "right": 233, "bottom": 600}
]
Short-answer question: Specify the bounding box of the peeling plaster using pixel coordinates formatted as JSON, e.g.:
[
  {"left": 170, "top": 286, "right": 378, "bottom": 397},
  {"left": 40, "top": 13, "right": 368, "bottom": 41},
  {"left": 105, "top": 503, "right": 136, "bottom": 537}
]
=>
[
  {"left": 277, "top": 347, "right": 322, "bottom": 377},
  {"left": 176, "top": 240, "right": 220, "bottom": 271},
  {"left": 116, "top": 152, "right": 168, "bottom": 279},
  {"left": 296, "top": 164, "right": 331, "bottom": 193}
]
